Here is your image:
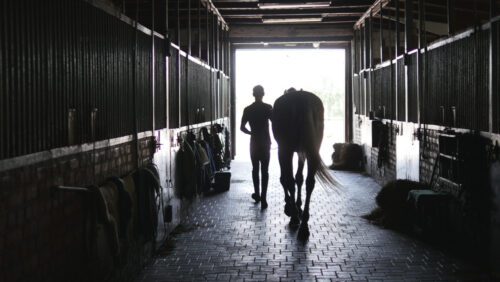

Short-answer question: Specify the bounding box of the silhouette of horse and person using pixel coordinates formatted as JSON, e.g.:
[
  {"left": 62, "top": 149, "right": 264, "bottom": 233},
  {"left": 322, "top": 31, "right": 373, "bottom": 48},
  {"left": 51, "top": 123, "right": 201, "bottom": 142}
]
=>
[{"left": 241, "top": 85, "right": 341, "bottom": 241}]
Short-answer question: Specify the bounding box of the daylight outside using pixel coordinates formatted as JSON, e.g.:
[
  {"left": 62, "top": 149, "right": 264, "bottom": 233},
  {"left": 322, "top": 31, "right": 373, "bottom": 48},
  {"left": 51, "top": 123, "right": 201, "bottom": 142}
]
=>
[{"left": 235, "top": 48, "right": 346, "bottom": 163}]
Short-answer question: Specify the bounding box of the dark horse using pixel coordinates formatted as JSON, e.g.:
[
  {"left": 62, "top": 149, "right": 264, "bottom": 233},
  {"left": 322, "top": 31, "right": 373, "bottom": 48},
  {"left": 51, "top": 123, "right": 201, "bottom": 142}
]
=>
[{"left": 272, "top": 89, "right": 341, "bottom": 240}]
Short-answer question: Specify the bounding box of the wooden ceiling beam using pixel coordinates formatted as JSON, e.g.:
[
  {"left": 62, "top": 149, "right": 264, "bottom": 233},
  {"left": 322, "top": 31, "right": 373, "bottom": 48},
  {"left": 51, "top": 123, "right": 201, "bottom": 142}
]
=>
[{"left": 219, "top": 7, "right": 367, "bottom": 16}]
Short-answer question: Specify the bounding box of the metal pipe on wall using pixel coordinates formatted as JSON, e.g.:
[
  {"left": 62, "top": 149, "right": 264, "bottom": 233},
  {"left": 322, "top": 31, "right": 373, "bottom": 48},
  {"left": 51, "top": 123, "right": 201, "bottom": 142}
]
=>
[
  {"left": 188, "top": 0, "right": 191, "bottom": 55},
  {"left": 198, "top": 0, "right": 202, "bottom": 59},
  {"left": 405, "top": 0, "right": 415, "bottom": 52},
  {"left": 490, "top": 0, "right": 498, "bottom": 133},
  {"left": 395, "top": 0, "right": 400, "bottom": 121},
  {"left": 380, "top": 2, "right": 383, "bottom": 64},
  {"left": 185, "top": 0, "right": 191, "bottom": 126},
  {"left": 447, "top": 0, "right": 455, "bottom": 35},
  {"left": 206, "top": 5, "right": 210, "bottom": 66},
  {"left": 417, "top": 0, "right": 424, "bottom": 125},
  {"left": 133, "top": 0, "right": 140, "bottom": 167},
  {"left": 404, "top": 0, "right": 414, "bottom": 122},
  {"left": 369, "top": 11, "right": 373, "bottom": 114},
  {"left": 151, "top": 0, "right": 156, "bottom": 132},
  {"left": 177, "top": 0, "right": 181, "bottom": 125},
  {"left": 346, "top": 44, "right": 353, "bottom": 142}
]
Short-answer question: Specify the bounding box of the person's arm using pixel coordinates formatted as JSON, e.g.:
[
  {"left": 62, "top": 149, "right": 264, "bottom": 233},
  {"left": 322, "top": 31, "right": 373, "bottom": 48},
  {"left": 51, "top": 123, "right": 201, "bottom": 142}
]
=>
[{"left": 240, "top": 109, "right": 251, "bottom": 135}]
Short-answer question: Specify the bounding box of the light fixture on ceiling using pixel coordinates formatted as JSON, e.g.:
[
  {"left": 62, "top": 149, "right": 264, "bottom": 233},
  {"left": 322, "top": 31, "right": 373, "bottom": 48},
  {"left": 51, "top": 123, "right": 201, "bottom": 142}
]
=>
[
  {"left": 259, "top": 2, "right": 331, "bottom": 9},
  {"left": 262, "top": 17, "right": 323, "bottom": 24},
  {"left": 313, "top": 42, "right": 320, "bottom": 48}
]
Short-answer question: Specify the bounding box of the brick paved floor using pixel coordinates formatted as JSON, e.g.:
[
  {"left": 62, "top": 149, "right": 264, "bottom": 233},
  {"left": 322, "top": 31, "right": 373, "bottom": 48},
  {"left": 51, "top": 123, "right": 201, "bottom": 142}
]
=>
[{"left": 136, "top": 158, "right": 492, "bottom": 281}]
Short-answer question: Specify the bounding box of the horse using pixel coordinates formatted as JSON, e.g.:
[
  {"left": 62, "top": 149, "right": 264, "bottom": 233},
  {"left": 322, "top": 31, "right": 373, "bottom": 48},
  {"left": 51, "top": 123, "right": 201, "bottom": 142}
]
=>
[{"left": 272, "top": 89, "right": 341, "bottom": 240}]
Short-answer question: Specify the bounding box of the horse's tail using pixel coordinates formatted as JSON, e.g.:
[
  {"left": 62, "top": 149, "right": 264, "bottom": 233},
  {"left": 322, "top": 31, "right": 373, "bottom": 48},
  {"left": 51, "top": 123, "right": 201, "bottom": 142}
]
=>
[
  {"left": 296, "top": 90, "right": 342, "bottom": 190},
  {"left": 304, "top": 150, "right": 343, "bottom": 190}
]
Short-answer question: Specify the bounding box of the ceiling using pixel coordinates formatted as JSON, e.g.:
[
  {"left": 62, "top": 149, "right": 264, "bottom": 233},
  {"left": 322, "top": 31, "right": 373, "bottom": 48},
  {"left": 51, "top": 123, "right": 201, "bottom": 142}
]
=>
[
  {"left": 212, "top": 0, "right": 373, "bottom": 25},
  {"left": 211, "top": 0, "right": 374, "bottom": 46}
]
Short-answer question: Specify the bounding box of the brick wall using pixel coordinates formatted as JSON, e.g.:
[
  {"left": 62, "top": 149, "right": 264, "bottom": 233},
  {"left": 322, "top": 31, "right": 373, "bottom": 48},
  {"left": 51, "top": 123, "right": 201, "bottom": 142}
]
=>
[
  {"left": 0, "top": 137, "right": 154, "bottom": 282},
  {"left": 368, "top": 124, "right": 397, "bottom": 185},
  {"left": 353, "top": 115, "right": 397, "bottom": 186},
  {"left": 419, "top": 128, "right": 439, "bottom": 187}
]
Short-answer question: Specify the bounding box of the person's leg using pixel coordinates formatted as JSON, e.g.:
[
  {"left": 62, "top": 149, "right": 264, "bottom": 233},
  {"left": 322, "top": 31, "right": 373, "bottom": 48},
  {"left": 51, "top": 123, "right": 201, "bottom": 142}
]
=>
[
  {"left": 250, "top": 144, "right": 261, "bottom": 202},
  {"left": 260, "top": 148, "right": 270, "bottom": 209}
]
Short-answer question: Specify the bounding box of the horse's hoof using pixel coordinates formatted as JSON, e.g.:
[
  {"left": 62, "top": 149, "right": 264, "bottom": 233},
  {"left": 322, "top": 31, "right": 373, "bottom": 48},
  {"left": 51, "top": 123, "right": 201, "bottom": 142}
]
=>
[
  {"left": 289, "top": 217, "right": 300, "bottom": 229},
  {"left": 284, "top": 202, "right": 293, "bottom": 217},
  {"left": 297, "top": 224, "right": 310, "bottom": 241}
]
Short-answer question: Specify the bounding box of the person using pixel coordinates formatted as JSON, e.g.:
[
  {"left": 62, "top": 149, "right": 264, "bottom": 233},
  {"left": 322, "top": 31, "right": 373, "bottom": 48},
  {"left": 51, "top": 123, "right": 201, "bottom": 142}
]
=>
[{"left": 240, "top": 85, "right": 273, "bottom": 209}]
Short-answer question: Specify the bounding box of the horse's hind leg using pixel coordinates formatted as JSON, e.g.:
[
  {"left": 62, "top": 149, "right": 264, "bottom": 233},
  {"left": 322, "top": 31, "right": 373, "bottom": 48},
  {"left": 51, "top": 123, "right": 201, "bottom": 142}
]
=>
[
  {"left": 298, "top": 158, "right": 317, "bottom": 241},
  {"left": 279, "top": 148, "right": 300, "bottom": 227},
  {"left": 295, "top": 154, "right": 305, "bottom": 216}
]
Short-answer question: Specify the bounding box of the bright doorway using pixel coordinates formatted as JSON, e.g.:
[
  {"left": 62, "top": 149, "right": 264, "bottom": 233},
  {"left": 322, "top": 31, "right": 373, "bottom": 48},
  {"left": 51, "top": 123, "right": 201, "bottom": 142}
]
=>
[{"left": 235, "top": 49, "right": 346, "bottom": 163}]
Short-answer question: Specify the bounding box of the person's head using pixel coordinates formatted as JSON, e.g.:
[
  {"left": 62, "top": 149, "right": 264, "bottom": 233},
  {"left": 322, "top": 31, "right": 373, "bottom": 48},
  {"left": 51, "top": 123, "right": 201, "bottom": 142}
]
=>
[{"left": 253, "top": 85, "right": 264, "bottom": 101}]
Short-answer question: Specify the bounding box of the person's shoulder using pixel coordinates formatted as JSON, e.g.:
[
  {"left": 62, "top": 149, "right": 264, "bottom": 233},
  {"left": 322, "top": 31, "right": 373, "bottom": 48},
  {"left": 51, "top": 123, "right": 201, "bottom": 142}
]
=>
[{"left": 265, "top": 103, "right": 272, "bottom": 110}]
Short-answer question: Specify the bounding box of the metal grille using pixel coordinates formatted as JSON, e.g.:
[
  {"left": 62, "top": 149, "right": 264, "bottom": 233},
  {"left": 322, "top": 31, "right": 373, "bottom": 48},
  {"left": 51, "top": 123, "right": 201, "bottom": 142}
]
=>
[
  {"left": 407, "top": 53, "right": 418, "bottom": 123},
  {"left": 212, "top": 70, "right": 218, "bottom": 119},
  {"left": 496, "top": 21, "right": 500, "bottom": 133},
  {"left": 136, "top": 33, "right": 153, "bottom": 133},
  {"left": 426, "top": 31, "right": 490, "bottom": 130},
  {"left": 360, "top": 73, "right": 366, "bottom": 116},
  {"left": 372, "top": 68, "right": 382, "bottom": 117},
  {"left": 353, "top": 75, "right": 360, "bottom": 114},
  {"left": 426, "top": 45, "right": 448, "bottom": 126},
  {"left": 371, "top": 66, "right": 394, "bottom": 120},
  {"left": 155, "top": 37, "right": 167, "bottom": 130},
  {"left": 396, "top": 58, "right": 406, "bottom": 121},
  {"left": 188, "top": 59, "right": 211, "bottom": 123},
  {"left": 187, "top": 59, "right": 198, "bottom": 124},
  {"left": 198, "top": 65, "right": 210, "bottom": 122},
  {"left": 179, "top": 54, "right": 188, "bottom": 126},
  {"left": 475, "top": 30, "right": 489, "bottom": 132},
  {"left": 380, "top": 65, "right": 393, "bottom": 120},
  {"left": 0, "top": 0, "right": 168, "bottom": 160},
  {"left": 224, "top": 75, "right": 231, "bottom": 117},
  {"left": 169, "top": 47, "right": 179, "bottom": 128}
]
